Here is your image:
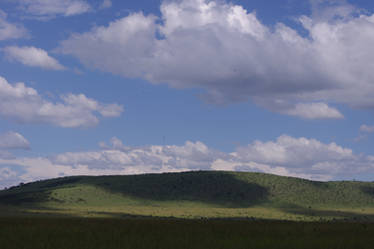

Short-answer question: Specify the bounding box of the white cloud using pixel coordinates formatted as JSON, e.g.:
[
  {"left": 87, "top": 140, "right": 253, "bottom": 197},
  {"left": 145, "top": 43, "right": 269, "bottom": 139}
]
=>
[
  {"left": 100, "top": 0, "right": 112, "bottom": 9},
  {"left": 0, "top": 9, "right": 28, "bottom": 40},
  {"left": 282, "top": 103, "right": 344, "bottom": 119},
  {"left": 0, "top": 132, "right": 30, "bottom": 150},
  {"left": 360, "top": 124, "right": 374, "bottom": 133},
  {"left": 1, "top": 135, "right": 373, "bottom": 188},
  {"left": 59, "top": 0, "right": 374, "bottom": 119},
  {"left": 61, "top": 93, "right": 123, "bottom": 118},
  {"left": 234, "top": 135, "right": 354, "bottom": 168},
  {"left": 0, "top": 151, "right": 14, "bottom": 160},
  {"left": 53, "top": 139, "right": 222, "bottom": 171},
  {"left": 0, "top": 167, "right": 21, "bottom": 189},
  {"left": 3, "top": 46, "right": 65, "bottom": 70},
  {"left": 0, "top": 76, "right": 123, "bottom": 127},
  {"left": 309, "top": 0, "right": 357, "bottom": 22},
  {"left": 0, "top": 131, "right": 30, "bottom": 160},
  {"left": 16, "top": 0, "right": 91, "bottom": 19},
  {"left": 99, "top": 137, "right": 129, "bottom": 151},
  {"left": 60, "top": 12, "right": 157, "bottom": 78}
]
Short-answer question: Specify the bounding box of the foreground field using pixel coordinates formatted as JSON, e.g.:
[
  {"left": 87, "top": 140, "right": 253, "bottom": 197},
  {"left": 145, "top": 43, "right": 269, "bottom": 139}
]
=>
[
  {"left": 1, "top": 217, "right": 374, "bottom": 249},
  {"left": 2, "top": 171, "right": 374, "bottom": 221},
  {"left": 4, "top": 203, "right": 374, "bottom": 222}
]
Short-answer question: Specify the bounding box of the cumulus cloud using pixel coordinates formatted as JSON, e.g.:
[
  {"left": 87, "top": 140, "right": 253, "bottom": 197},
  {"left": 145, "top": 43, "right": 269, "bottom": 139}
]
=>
[
  {"left": 0, "top": 167, "right": 21, "bottom": 189},
  {"left": 16, "top": 0, "right": 91, "bottom": 19},
  {"left": 0, "top": 9, "right": 28, "bottom": 40},
  {"left": 355, "top": 124, "right": 374, "bottom": 141},
  {"left": 3, "top": 46, "right": 65, "bottom": 70},
  {"left": 216, "top": 135, "right": 374, "bottom": 180},
  {"left": 53, "top": 139, "right": 223, "bottom": 171},
  {"left": 260, "top": 101, "right": 344, "bottom": 119},
  {"left": 233, "top": 135, "right": 354, "bottom": 169},
  {"left": 50, "top": 136, "right": 374, "bottom": 181},
  {"left": 360, "top": 124, "right": 374, "bottom": 133},
  {"left": 59, "top": 0, "right": 374, "bottom": 119},
  {"left": 0, "top": 131, "right": 30, "bottom": 160},
  {"left": 1, "top": 135, "right": 373, "bottom": 188},
  {"left": 309, "top": 0, "right": 357, "bottom": 21},
  {"left": 0, "top": 132, "right": 30, "bottom": 150},
  {"left": 282, "top": 103, "right": 343, "bottom": 119},
  {"left": 99, "top": 0, "right": 112, "bottom": 9},
  {"left": 0, "top": 76, "right": 123, "bottom": 127}
]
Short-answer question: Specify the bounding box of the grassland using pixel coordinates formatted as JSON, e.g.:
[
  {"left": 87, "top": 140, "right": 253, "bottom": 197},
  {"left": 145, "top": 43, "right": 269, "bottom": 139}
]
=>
[
  {"left": 1, "top": 171, "right": 374, "bottom": 221},
  {"left": 1, "top": 217, "right": 374, "bottom": 249}
]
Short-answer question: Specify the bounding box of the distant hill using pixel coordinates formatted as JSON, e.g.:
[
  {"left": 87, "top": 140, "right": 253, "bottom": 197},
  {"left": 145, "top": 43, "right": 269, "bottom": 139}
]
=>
[{"left": 1, "top": 171, "right": 374, "bottom": 221}]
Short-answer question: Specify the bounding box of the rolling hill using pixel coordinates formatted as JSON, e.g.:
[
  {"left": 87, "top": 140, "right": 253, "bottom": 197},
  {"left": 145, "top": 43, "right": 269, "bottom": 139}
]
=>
[{"left": 1, "top": 171, "right": 374, "bottom": 221}]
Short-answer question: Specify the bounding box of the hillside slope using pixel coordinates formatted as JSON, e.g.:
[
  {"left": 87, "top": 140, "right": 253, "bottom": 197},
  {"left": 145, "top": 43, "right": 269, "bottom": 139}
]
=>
[{"left": 1, "top": 171, "right": 374, "bottom": 220}]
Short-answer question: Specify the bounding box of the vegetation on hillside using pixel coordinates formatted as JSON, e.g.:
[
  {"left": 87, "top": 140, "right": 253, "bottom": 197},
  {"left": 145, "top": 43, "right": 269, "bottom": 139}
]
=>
[{"left": 1, "top": 171, "right": 374, "bottom": 220}]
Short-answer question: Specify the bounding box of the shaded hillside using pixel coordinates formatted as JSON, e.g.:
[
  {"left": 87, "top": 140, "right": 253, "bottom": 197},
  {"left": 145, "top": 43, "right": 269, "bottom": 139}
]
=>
[
  {"left": 0, "top": 172, "right": 269, "bottom": 207},
  {"left": 1, "top": 171, "right": 374, "bottom": 220}
]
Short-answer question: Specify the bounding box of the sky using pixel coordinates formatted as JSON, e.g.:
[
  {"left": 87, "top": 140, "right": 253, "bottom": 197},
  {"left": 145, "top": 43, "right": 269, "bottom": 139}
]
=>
[{"left": 1, "top": 0, "right": 374, "bottom": 188}]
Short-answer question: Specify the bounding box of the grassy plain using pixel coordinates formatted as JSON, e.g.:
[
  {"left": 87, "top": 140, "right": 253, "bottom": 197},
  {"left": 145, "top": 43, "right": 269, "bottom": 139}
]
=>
[{"left": 1, "top": 217, "right": 374, "bottom": 249}]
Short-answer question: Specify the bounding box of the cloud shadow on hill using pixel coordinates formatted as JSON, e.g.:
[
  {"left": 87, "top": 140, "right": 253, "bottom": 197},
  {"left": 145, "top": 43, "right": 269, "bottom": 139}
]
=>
[
  {"left": 0, "top": 172, "right": 270, "bottom": 208},
  {"left": 361, "top": 186, "right": 374, "bottom": 198},
  {"left": 92, "top": 171, "right": 270, "bottom": 208}
]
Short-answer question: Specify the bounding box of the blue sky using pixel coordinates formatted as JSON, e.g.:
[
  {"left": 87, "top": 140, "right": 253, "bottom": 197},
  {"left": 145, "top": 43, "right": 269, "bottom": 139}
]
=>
[{"left": 1, "top": 0, "right": 374, "bottom": 188}]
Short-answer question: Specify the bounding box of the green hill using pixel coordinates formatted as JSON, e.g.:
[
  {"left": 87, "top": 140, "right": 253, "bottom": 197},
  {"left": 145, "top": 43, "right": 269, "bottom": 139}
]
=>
[{"left": 1, "top": 171, "right": 374, "bottom": 221}]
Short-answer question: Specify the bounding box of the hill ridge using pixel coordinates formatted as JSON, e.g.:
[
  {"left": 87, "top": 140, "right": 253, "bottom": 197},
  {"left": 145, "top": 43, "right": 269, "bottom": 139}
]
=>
[{"left": 1, "top": 171, "right": 374, "bottom": 220}]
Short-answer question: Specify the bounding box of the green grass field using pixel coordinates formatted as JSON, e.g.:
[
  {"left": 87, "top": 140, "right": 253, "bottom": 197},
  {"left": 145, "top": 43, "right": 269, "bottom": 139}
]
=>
[
  {"left": 1, "top": 217, "right": 374, "bottom": 249},
  {"left": 1, "top": 171, "right": 374, "bottom": 221}
]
